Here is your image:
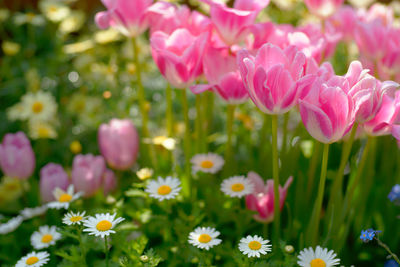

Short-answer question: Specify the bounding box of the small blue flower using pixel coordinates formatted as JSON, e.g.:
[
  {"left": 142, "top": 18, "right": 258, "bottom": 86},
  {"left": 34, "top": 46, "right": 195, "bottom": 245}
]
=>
[
  {"left": 360, "top": 229, "right": 381, "bottom": 243},
  {"left": 388, "top": 184, "right": 400, "bottom": 205},
  {"left": 385, "top": 259, "right": 399, "bottom": 267}
]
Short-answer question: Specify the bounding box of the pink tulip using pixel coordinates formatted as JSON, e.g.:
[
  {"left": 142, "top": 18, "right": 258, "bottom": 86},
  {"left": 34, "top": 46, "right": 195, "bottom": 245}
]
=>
[
  {"left": 360, "top": 3, "right": 393, "bottom": 26},
  {"left": 150, "top": 28, "right": 208, "bottom": 89},
  {"left": 237, "top": 43, "right": 309, "bottom": 114},
  {"left": 327, "top": 6, "right": 358, "bottom": 42},
  {"left": 354, "top": 21, "right": 389, "bottom": 62},
  {"left": 299, "top": 74, "right": 354, "bottom": 143},
  {"left": 245, "top": 172, "right": 293, "bottom": 223},
  {"left": 147, "top": 2, "right": 210, "bottom": 35},
  {"left": 364, "top": 88, "right": 400, "bottom": 137},
  {"left": 202, "top": 0, "right": 268, "bottom": 46},
  {"left": 304, "top": 0, "right": 344, "bottom": 18},
  {"left": 103, "top": 169, "right": 117, "bottom": 196},
  {"left": 0, "top": 132, "right": 35, "bottom": 179},
  {"left": 71, "top": 154, "right": 106, "bottom": 197},
  {"left": 95, "top": 0, "right": 153, "bottom": 37},
  {"left": 40, "top": 163, "right": 69, "bottom": 202},
  {"left": 190, "top": 46, "right": 248, "bottom": 104},
  {"left": 98, "top": 119, "right": 139, "bottom": 170}
]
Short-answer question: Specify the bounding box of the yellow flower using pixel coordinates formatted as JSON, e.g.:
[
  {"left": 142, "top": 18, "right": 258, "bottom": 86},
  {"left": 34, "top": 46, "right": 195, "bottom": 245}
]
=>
[
  {"left": 2, "top": 41, "right": 20, "bottom": 56},
  {"left": 29, "top": 121, "right": 57, "bottom": 140},
  {"left": 63, "top": 40, "right": 94, "bottom": 54},
  {"left": 0, "top": 177, "right": 24, "bottom": 204},
  {"left": 136, "top": 168, "right": 153, "bottom": 180},
  {"left": 69, "top": 141, "right": 82, "bottom": 154},
  {"left": 59, "top": 11, "right": 85, "bottom": 34},
  {"left": 0, "top": 9, "right": 10, "bottom": 22},
  {"left": 20, "top": 91, "right": 57, "bottom": 122},
  {"left": 39, "top": 0, "right": 70, "bottom": 22},
  {"left": 153, "top": 136, "right": 176, "bottom": 150},
  {"left": 14, "top": 12, "right": 45, "bottom": 26},
  {"left": 94, "top": 29, "right": 122, "bottom": 44}
]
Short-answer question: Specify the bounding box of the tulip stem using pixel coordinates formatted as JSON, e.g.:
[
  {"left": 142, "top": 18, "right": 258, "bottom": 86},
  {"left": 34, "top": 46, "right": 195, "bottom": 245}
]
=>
[
  {"left": 195, "top": 94, "right": 203, "bottom": 153},
  {"left": 132, "top": 37, "right": 154, "bottom": 166},
  {"left": 225, "top": 104, "right": 236, "bottom": 175},
  {"left": 166, "top": 83, "right": 173, "bottom": 137},
  {"left": 282, "top": 112, "right": 289, "bottom": 154},
  {"left": 326, "top": 124, "right": 358, "bottom": 226},
  {"left": 180, "top": 89, "right": 191, "bottom": 197},
  {"left": 306, "top": 141, "right": 321, "bottom": 201},
  {"left": 271, "top": 114, "right": 280, "bottom": 245},
  {"left": 307, "top": 143, "right": 329, "bottom": 246}
]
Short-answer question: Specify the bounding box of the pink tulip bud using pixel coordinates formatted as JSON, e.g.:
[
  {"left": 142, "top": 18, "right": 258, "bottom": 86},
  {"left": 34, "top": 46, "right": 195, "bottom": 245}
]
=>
[
  {"left": 299, "top": 74, "right": 354, "bottom": 143},
  {"left": 98, "top": 119, "right": 139, "bottom": 170},
  {"left": 0, "top": 132, "right": 35, "bottom": 179},
  {"left": 95, "top": 0, "right": 153, "bottom": 37},
  {"left": 237, "top": 43, "right": 309, "bottom": 114},
  {"left": 40, "top": 163, "right": 69, "bottom": 202},
  {"left": 150, "top": 28, "right": 208, "bottom": 89},
  {"left": 71, "top": 154, "right": 106, "bottom": 197},
  {"left": 245, "top": 172, "right": 293, "bottom": 223},
  {"left": 304, "top": 0, "right": 344, "bottom": 18},
  {"left": 103, "top": 169, "right": 117, "bottom": 196},
  {"left": 190, "top": 46, "right": 248, "bottom": 104}
]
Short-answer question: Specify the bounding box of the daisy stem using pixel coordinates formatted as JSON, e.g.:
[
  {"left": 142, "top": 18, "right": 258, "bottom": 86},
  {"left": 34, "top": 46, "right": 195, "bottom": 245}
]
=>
[
  {"left": 166, "top": 83, "right": 174, "bottom": 137},
  {"left": 376, "top": 238, "right": 400, "bottom": 264},
  {"left": 225, "top": 104, "right": 236, "bottom": 175},
  {"left": 180, "top": 89, "right": 191, "bottom": 197},
  {"left": 132, "top": 37, "right": 154, "bottom": 167},
  {"left": 104, "top": 236, "right": 109, "bottom": 267},
  {"left": 271, "top": 114, "right": 280, "bottom": 245},
  {"left": 307, "top": 143, "right": 329, "bottom": 246},
  {"left": 76, "top": 226, "right": 87, "bottom": 266}
]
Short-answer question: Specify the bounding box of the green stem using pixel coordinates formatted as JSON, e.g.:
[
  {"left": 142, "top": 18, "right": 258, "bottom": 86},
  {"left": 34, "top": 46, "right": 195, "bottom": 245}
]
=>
[
  {"left": 342, "top": 137, "right": 373, "bottom": 219},
  {"left": 376, "top": 238, "right": 400, "bottom": 264},
  {"left": 326, "top": 124, "right": 358, "bottom": 226},
  {"left": 166, "top": 83, "right": 173, "bottom": 137},
  {"left": 180, "top": 89, "right": 191, "bottom": 197},
  {"left": 195, "top": 94, "right": 203, "bottom": 153},
  {"left": 306, "top": 142, "right": 321, "bottom": 201},
  {"left": 104, "top": 236, "right": 109, "bottom": 267},
  {"left": 307, "top": 143, "right": 330, "bottom": 246},
  {"left": 132, "top": 37, "right": 154, "bottom": 166},
  {"left": 225, "top": 105, "right": 236, "bottom": 173},
  {"left": 76, "top": 226, "right": 87, "bottom": 266},
  {"left": 271, "top": 114, "right": 280, "bottom": 245},
  {"left": 282, "top": 112, "right": 289, "bottom": 155},
  {"left": 260, "top": 114, "right": 270, "bottom": 174}
]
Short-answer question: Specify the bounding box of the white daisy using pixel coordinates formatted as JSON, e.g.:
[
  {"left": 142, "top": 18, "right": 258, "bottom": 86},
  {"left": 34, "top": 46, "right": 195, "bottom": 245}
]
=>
[
  {"left": 145, "top": 176, "right": 181, "bottom": 201},
  {"left": 16, "top": 251, "right": 50, "bottom": 267},
  {"left": 221, "top": 176, "right": 254, "bottom": 198},
  {"left": 82, "top": 213, "right": 124, "bottom": 238},
  {"left": 20, "top": 206, "right": 48, "bottom": 220},
  {"left": 47, "top": 185, "right": 83, "bottom": 209},
  {"left": 298, "top": 246, "right": 340, "bottom": 267},
  {"left": 28, "top": 121, "right": 57, "bottom": 140},
  {"left": 191, "top": 153, "right": 225, "bottom": 174},
  {"left": 62, "top": 211, "right": 86, "bottom": 226},
  {"left": 0, "top": 215, "right": 23, "bottom": 234},
  {"left": 20, "top": 91, "right": 57, "bottom": 122},
  {"left": 238, "top": 235, "right": 272, "bottom": 258},
  {"left": 31, "top": 225, "right": 61, "bottom": 249},
  {"left": 188, "top": 227, "right": 222, "bottom": 250}
]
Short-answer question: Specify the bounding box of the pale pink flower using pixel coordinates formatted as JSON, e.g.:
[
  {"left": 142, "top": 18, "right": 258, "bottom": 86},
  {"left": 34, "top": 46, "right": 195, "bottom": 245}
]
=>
[
  {"left": 40, "top": 163, "right": 70, "bottom": 202},
  {"left": 304, "top": 0, "right": 344, "bottom": 18}
]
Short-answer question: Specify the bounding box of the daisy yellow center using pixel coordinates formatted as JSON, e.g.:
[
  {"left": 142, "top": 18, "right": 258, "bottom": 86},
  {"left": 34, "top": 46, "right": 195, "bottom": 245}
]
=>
[
  {"left": 70, "top": 216, "right": 83, "bottom": 222},
  {"left": 96, "top": 220, "right": 112, "bottom": 231},
  {"left": 32, "top": 101, "right": 44, "bottom": 113},
  {"left": 48, "top": 6, "right": 58, "bottom": 13},
  {"left": 26, "top": 256, "right": 39, "bottom": 265},
  {"left": 58, "top": 193, "right": 72, "bottom": 202},
  {"left": 198, "top": 234, "right": 212, "bottom": 243},
  {"left": 38, "top": 126, "right": 50, "bottom": 138},
  {"left": 157, "top": 185, "right": 172, "bottom": 195},
  {"left": 200, "top": 160, "right": 214, "bottom": 169},
  {"left": 310, "top": 258, "right": 326, "bottom": 267},
  {"left": 248, "top": 241, "right": 262, "bottom": 250},
  {"left": 41, "top": 234, "right": 53, "bottom": 243},
  {"left": 231, "top": 183, "right": 245, "bottom": 192}
]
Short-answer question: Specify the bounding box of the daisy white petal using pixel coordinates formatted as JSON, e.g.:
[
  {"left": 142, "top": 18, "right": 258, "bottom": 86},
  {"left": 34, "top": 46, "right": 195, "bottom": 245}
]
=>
[
  {"left": 30, "top": 225, "right": 61, "bottom": 249},
  {"left": 0, "top": 215, "right": 23, "bottom": 234},
  {"left": 298, "top": 246, "right": 340, "bottom": 267},
  {"left": 47, "top": 185, "right": 82, "bottom": 210},
  {"left": 238, "top": 235, "right": 272, "bottom": 258},
  {"left": 221, "top": 176, "right": 254, "bottom": 198},
  {"left": 20, "top": 205, "right": 48, "bottom": 220},
  {"left": 191, "top": 153, "right": 224, "bottom": 174},
  {"left": 62, "top": 211, "right": 87, "bottom": 225},
  {"left": 82, "top": 213, "right": 124, "bottom": 238},
  {"left": 145, "top": 176, "right": 181, "bottom": 201},
  {"left": 188, "top": 227, "right": 222, "bottom": 250},
  {"left": 16, "top": 251, "right": 50, "bottom": 267}
]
